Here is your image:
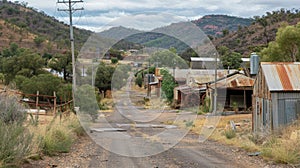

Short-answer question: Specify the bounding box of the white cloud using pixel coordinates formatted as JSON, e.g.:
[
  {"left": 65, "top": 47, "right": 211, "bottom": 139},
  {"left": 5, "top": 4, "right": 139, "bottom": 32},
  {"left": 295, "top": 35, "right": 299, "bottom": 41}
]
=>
[
  {"left": 72, "top": 12, "right": 187, "bottom": 32},
  {"left": 23, "top": 0, "right": 299, "bottom": 31}
]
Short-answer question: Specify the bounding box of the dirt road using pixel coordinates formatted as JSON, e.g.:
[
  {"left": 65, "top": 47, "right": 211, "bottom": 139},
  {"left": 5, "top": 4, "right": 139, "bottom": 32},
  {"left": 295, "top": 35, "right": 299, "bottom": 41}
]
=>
[
  {"left": 25, "top": 109, "right": 285, "bottom": 168},
  {"left": 24, "top": 88, "right": 290, "bottom": 168}
]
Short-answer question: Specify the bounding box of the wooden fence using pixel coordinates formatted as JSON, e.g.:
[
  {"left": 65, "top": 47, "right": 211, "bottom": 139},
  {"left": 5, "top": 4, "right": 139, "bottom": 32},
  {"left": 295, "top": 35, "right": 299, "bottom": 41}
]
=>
[{"left": 0, "top": 87, "right": 73, "bottom": 115}]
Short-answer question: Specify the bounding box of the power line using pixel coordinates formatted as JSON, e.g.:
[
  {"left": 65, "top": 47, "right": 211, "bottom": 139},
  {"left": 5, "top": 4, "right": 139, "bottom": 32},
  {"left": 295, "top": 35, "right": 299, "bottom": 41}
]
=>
[{"left": 57, "top": 0, "right": 84, "bottom": 108}]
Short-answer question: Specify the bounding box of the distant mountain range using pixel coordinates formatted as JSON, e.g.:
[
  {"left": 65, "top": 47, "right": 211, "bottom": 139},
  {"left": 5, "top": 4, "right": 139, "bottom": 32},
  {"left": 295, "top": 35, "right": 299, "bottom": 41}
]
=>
[
  {"left": 213, "top": 9, "right": 300, "bottom": 56},
  {"left": 1, "top": 1, "right": 300, "bottom": 58},
  {"left": 99, "top": 15, "right": 253, "bottom": 39},
  {"left": 192, "top": 15, "right": 253, "bottom": 37},
  {"left": 98, "top": 16, "right": 252, "bottom": 53},
  {"left": 99, "top": 22, "right": 207, "bottom": 54}
]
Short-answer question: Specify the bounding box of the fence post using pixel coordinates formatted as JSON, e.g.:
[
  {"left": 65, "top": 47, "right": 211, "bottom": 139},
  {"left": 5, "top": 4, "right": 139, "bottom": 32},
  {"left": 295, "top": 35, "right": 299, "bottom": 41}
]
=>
[
  {"left": 36, "top": 91, "right": 39, "bottom": 119},
  {"left": 60, "top": 96, "right": 62, "bottom": 121},
  {"left": 36, "top": 91, "right": 39, "bottom": 109},
  {"left": 54, "top": 92, "right": 56, "bottom": 115}
]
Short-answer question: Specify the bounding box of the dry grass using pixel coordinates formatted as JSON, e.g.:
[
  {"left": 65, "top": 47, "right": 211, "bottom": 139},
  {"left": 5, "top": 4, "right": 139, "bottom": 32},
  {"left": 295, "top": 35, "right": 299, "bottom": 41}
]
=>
[
  {"left": 189, "top": 117, "right": 206, "bottom": 133},
  {"left": 145, "top": 97, "right": 168, "bottom": 109},
  {"left": 0, "top": 122, "right": 34, "bottom": 166},
  {"left": 182, "top": 113, "right": 300, "bottom": 164},
  {"left": 43, "top": 126, "right": 74, "bottom": 156},
  {"left": 131, "top": 84, "right": 147, "bottom": 92},
  {"left": 175, "top": 114, "right": 259, "bottom": 151},
  {"left": 259, "top": 123, "right": 300, "bottom": 164},
  {"left": 206, "top": 114, "right": 261, "bottom": 153},
  {"left": 100, "top": 98, "right": 114, "bottom": 112},
  {"left": 261, "top": 139, "right": 300, "bottom": 164},
  {"left": 27, "top": 113, "right": 84, "bottom": 157}
]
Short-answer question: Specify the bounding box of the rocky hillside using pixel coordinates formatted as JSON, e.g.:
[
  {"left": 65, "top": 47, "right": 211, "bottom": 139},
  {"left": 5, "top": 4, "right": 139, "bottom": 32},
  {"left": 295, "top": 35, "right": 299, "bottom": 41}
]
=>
[
  {"left": 192, "top": 15, "right": 253, "bottom": 37},
  {"left": 2, "top": 1, "right": 299, "bottom": 59},
  {"left": 99, "top": 15, "right": 254, "bottom": 54},
  {"left": 213, "top": 9, "right": 300, "bottom": 56},
  {"left": 0, "top": 1, "right": 92, "bottom": 55}
]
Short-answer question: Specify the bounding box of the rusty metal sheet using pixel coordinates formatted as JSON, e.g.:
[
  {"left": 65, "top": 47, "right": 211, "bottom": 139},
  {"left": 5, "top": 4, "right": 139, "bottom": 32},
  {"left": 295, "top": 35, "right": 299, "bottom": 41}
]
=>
[
  {"left": 167, "top": 69, "right": 238, "bottom": 84},
  {"left": 276, "top": 65, "right": 293, "bottom": 90},
  {"left": 286, "top": 64, "right": 300, "bottom": 89},
  {"left": 261, "top": 62, "right": 300, "bottom": 91},
  {"left": 210, "top": 73, "right": 254, "bottom": 88},
  {"left": 175, "top": 85, "right": 205, "bottom": 95}
]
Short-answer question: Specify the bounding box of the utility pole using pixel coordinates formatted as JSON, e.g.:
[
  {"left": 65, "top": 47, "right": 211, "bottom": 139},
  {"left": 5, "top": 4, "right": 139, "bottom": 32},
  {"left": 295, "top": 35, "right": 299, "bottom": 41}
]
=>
[
  {"left": 214, "top": 53, "right": 217, "bottom": 114},
  {"left": 57, "top": 0, "right": 83, "bottom": 107},
  {"left": 147, "top": 59, "right": 150, "bottom": 97}
]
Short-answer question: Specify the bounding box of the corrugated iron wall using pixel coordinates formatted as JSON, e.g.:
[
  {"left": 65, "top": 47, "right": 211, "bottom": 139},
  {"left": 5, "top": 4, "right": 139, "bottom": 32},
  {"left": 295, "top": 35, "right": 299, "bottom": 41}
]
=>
[
  {"left": 254, "top": 92, "right": 300, "bottom": 132},
  {"left": 272, "top": 92, "right": 300, "bottom": 129}
]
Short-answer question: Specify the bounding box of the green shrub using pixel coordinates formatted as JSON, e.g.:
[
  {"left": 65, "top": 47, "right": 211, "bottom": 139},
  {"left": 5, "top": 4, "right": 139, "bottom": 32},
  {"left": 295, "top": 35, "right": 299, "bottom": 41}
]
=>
[
  {"left": 0, "top": 121, "right": 34, "bottom": 166},
  {"left": 43, "top": 127, "right": 73, "bottom": 156},
  {"left": 75, "top": 84, "right": 99, "bottom": 122},
  {"left": 99, "top": 102, "right": 109, "bottom": 110},
  {"left": 135, "top": 73, "right": 143, "bottom": 87},
  {"left": 111, "top": 57, "right": 118, "bottom": 64},
  {"left": 201, "top": 97, "right": 211, "bottom": 113},
  {"left": 248, "top": 134, "right": 266, "bottom": 145},
  {"left": 160, "top": 69, "right": 178, "bottom": 103},
  {"left": 0, "top": 94, "right": 26, "bottom": 124},
  {"left": 185, "top": 121, "right": 195, "bottom": 128},
  {"left": 67, "top": 116, "right": 85, "bottom": 137},
  {"left": 33, "top": 36, "right": 45, "bottom": 47},
  {"left": 0, "top": 94, "right": 34, "bottom": 166},
  {"left": 224, "top": 129, "right": 236, "bottom": 139}
]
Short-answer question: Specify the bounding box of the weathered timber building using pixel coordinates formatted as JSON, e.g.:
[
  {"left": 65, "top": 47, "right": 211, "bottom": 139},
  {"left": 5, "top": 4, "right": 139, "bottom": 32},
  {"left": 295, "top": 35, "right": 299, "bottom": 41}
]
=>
[{"left": 253, "top": 62, "right": 300, "bottom": 133}]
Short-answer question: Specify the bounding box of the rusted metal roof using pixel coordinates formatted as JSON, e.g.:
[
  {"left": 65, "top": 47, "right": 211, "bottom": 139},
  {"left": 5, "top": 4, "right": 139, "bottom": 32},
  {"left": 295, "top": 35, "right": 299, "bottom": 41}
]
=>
[
  {"left": 193, "top": 70, "right": 238, "bottom": 84},
  {"left": 210, "top": 73, "right": 254, "bottom": 88},
  {"left": 165, "top": 68, "right": 238, "bottom": 81},
  {"left": 261, "top": 62, "right": 300, "bottom": 91},
  {"left": 174, "top": 85, "right": 205, "bottom": 95}
]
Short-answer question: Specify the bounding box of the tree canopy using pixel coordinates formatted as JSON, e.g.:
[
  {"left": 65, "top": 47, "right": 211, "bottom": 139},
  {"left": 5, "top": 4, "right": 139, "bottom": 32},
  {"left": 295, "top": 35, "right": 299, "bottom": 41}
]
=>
[
  {"left": 160, "top": 69, "right": 178, "bottom": 103},
  {"left": 261, "top": 23, "right": 300, "bottom": 61},
  {"left": 179, "top": 48, "right": 198, "bottom": 62},
  {"left": 219, "top": 46, "right": 243, "bottom": 69},
  {"left": 149, "top": 49, "right": 189, "bottom": 69},
  {"left": 1, "top": 45, "right": 46, "bottom": 84},
  {"left": 94, "top": 62, "right": 115, "bottom": 93},
  {"left": 48, "top": 51, "right": 73, "bottom": 81},
  {"left": 16, "top": 74, "right": 62, "bottom": 96},
  {"left": 112, "top": 64, "right": 131, "bottom": 90}
]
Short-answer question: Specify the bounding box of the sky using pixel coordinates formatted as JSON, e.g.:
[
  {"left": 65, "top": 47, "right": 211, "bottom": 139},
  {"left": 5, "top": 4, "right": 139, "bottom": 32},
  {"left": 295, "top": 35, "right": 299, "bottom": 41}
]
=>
[{"left": 22, "top": 0, "right": 300, "bottom": 32}]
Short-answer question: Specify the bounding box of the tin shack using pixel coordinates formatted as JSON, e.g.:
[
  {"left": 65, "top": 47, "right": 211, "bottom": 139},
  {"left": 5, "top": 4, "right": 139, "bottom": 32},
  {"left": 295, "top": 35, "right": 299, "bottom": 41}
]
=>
[{"left": 253, "top": 62, "right": 300, "bottom": 133}]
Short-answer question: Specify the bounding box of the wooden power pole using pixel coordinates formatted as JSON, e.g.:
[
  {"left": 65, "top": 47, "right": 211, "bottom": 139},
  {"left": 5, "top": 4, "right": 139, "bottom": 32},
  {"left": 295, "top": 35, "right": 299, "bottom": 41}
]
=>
[{"left": 57, "top": 0, "right": 83, "bottom": 107}]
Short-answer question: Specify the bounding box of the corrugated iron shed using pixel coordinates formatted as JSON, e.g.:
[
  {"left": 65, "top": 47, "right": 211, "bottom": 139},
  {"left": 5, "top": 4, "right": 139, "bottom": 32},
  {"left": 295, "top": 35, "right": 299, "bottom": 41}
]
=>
[
  {"left": 190, "top": 57, "right": 220, "bottom": 62},
  {"left": 174, "top": 85, "right": 205, "bottom": 95},
  {"left": 261, "top": 62, "right": 300, "bottom": 91},
  {"left": 166, "top": 69, "right": 238, "bottom": 80},
  {"left": 210, "top": 73, "right": 254, "bottom": 88},
  {"left": 190, "top": 70, "right": 238, "bottom": 84}
]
